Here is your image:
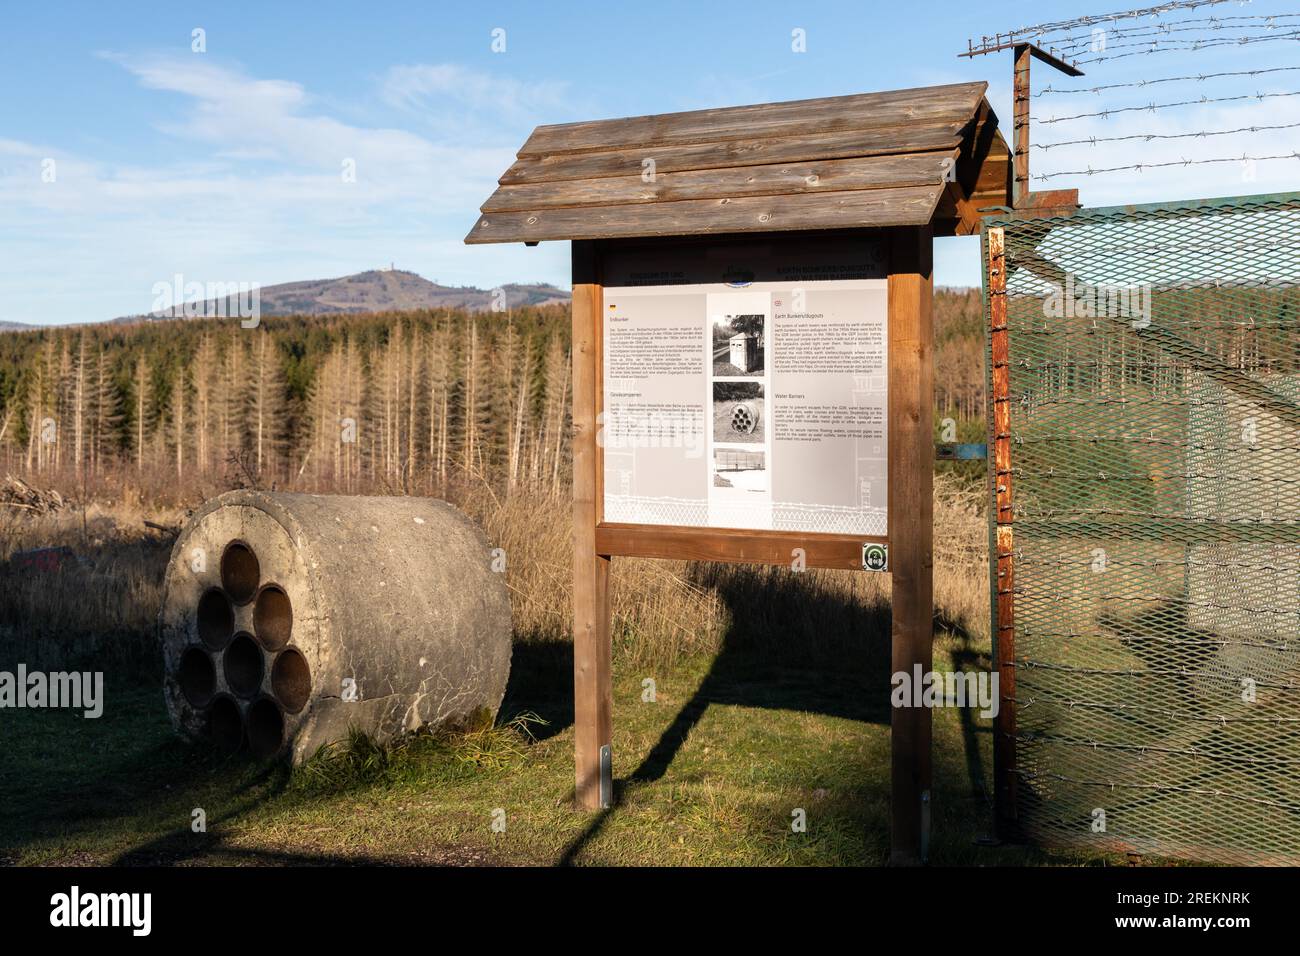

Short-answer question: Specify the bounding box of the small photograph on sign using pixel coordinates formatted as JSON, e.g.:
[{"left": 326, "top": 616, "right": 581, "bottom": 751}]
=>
[
  {"left": 713, "top": 382, "right": 764, "bottom": 445},
  {"left": 712, "top": 313, "right": 765, "bottom": 377},
  {"left": 713, "top": 447, "right": 766, "bottom": 492}
]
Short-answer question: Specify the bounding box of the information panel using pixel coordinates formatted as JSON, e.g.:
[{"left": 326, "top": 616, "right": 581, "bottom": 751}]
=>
[{"left": 601, "top": 246, "right": 888, "bottom": 537}]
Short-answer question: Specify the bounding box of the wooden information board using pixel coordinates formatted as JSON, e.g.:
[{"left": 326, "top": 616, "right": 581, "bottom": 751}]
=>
[
  {"left": 573, "top": 228, "right": 934, "bottom": 863},
  {"left": 466, "top": 78, "right": 1013, "bottom": 863}
]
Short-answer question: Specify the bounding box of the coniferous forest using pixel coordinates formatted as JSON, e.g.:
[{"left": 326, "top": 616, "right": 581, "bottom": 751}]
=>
[{"left": 0, "top": 289, "right": 986, "bottom": 503}]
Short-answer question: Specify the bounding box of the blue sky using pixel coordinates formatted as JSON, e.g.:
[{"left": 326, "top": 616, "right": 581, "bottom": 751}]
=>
[{"left": 3, "top": 0, "right": 1299, "bottom": 325}]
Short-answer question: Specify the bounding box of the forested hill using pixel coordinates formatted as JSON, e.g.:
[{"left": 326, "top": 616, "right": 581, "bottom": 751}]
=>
[{"left": 113, "top": 269, "right": 569, "bottom": 322}]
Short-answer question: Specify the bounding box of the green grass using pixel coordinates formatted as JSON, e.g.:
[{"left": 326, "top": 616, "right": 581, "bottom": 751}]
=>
[{"left": 0, "top": 632, "right": 1127, "bottom": 867}]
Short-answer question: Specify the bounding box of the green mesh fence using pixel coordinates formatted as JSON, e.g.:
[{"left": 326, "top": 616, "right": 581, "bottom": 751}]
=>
[{"left": 984, "top": 193, "right": 1300, "bottom": 865}]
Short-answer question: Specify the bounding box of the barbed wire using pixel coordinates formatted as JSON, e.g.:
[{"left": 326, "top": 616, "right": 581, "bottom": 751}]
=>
[
  {"left": 1017, "top": 732, "right": 1300, "bottom": 764},
  {"left": 1014, "top": 769, "right": 1300, "bottom": 811},
  {"left": 1034, "top": 152, "right": 1300, "bottom": 181},
  {"left": 1075, "top": 29, "right": 1300, "bottom": 64},
  {"left": 1035, "top": 119, "right": 1300, "bottom": 150},
  {"left": 1059, "top": 26, "right": 1300, "bottom": 60},
  {"left": 1023, "top": 628, "right": 1296, "bottom": 650},
  {"left": 984, "top": 0, "right": 1234, "bottom": 47},
  {"left": 1035, "top": 88, "right": 1300, "bottom": 124},
  {"left": 1016, "top": 660, "right": 1300, "bottom": 682},
  {"left": 1048, "top": 14, "right": 1300, "bottom": 56},
  {"left": 971, "top": 3, "right": 1300, "bottom": 186},
  {"left": 1011, "top": 694, "right": 1300, "bottom": 725},
  {"left": 1035, "top": 65, "right": 1300, "bottom": 97}
]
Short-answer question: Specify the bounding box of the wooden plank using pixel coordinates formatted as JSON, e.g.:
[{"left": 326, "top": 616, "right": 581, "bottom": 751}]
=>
[
  {"left": 928, "top": 110, "right": 1010, "bottom": 235},
  {"left": 595, "top": 523, "right": 886, "bottom": 571},
  {"left": 987, "top": 226, "right": 1018, "bottom": 841},
  {"left": 593, "top": 244, "right": 605, "bottom": 528},
  {"left": 571, "top": 243, "right": 613, "bottom": 811},
  {"left": 483, "top": 151, "right": 957, "bottom": 213},
  {"left": 1012, "top": 45, "right": 1031, "bottom": 208},
  {"left": 519, "top": 82, "right": 987, "bottom": 157},
  {"left": 467, "top": 185, "right": 944, "bottom": 244},
  {"left": 935, "top": 182, "right": 985, "bottom": 237},
  {"left": 502, "top": 120, "right": 967, "bottom": 186},
  {"left": 888, "top": 225, "right": 935, "bottom": 864},
  {"left": 959, "top": 107, "right": 1013, "bottom": 210},
  {"left": 968, "top": 133, "right": 1012, "bottom": 210},
  {"left": 1021, "top": 188, "right": 1081, "bottom": 211}
]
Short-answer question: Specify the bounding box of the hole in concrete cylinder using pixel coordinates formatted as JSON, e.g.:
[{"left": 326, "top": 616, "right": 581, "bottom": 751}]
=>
[
  {"left": 197, "top": 588, "right": 235, "bottom": 650},
  {"left": 208, "top": 695, "right": 244, "bottom": 752},
  {"left": 221, "top": 541, "right": 260, "bottom": 605},
  {"left": 178, "top": 647, "right": 216, "bottom": 707},
  {"left": 253, "top": 585, "right": 293, "bottom": 651},
  {"left": 271, "top": 648, "right": 311, "bottom": 714},
  {"left": 246, "top": 697, "right": 285, "bottom": 758},
  {"left": 223, "top": 632, "right": 264, "bottom": 699}
]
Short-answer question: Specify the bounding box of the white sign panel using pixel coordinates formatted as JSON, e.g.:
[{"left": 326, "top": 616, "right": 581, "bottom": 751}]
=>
[{"left": 601, "top": 277, "right": 888, "bottom": 536}]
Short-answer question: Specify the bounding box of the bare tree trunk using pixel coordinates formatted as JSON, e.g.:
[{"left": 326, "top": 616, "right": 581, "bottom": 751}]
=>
[
  {"left": 173, "top": 367, "right": 186, "bottom": 480},
  {"left": 72, "top": 333, "right": 86, "bottom": 479}
]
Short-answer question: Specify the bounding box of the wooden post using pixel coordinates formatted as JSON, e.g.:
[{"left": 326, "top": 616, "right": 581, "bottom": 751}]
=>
[
  {"left": 1012, "top": 44, "right": 1031, "bottom": 209},
  {"left": 571, "top": 241, "right": 613, "bottom": 811},
  {"left": 888, "top": 226, "right": 935, "bottom": 864},
  {"left": 987, "top": 226, "right": 1018, "bottom": 840}
]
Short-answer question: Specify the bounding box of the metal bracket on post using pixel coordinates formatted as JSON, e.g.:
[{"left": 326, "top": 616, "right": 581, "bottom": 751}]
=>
[
  {"left": 958, "top": 38, "right": 1083, "bottom": 209},
  {"left": 599, "top": 744, "right": 612, "bottom": 809}
]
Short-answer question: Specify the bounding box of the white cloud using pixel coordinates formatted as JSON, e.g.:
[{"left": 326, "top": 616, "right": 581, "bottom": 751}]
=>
[
  {"left": 0, "top": 55, "right": 574, "bottom": 324},
  {"left": 98, "top": 53, "right": 513, "bottom": 201},
  {"left": 381, "top": 63, "right": 573, "bottom": 134}
]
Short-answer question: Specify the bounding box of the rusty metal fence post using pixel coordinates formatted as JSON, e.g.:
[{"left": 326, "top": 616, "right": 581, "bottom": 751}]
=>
[{"left": 987, "top": 225, "right": 1018, "bottom": 841}]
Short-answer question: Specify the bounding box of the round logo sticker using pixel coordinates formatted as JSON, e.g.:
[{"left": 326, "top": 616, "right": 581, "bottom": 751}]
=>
[{"left": 862, "top": 543, "right": 889, "bottom": 572}]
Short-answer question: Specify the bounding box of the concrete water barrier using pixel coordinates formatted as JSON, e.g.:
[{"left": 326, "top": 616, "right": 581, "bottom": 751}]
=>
[{"left": 160, "top": 490, "right": 512, "bottom": 762}]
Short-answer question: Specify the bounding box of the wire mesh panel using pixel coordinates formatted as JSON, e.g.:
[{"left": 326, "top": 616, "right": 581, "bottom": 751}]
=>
[{"left": 984, "top": 193, "right": 1300, "bottom": 865}]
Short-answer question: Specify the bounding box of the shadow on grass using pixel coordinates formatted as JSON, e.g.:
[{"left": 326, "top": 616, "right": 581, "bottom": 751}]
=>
[
  {"left": 938, "top": 608, "right": 995, "bottom": 819},
  {"left": 108, "top": 757, "right": 291, "bottom": 866},
  {"left": 498, "top": 637, "right": 574, "bottom": 742},
  {"left": 553, "top": 565, "right": 1064, "bottom": 866},
  {"left": 0, "top": 680, "right": 302, "bottom": 866},
  {"left": 1, "top": 633, "right": 573, "bottom": 866},
  {"left": 628, "top": 566, "right": 894, "bottom": 785},
  {"left": 559, "top": 564, "right": 897, "bottom": 865},
  {"left": 3, "top": 571, "right": 1034, "bottom": 866},
  {"left": 0, "top": 686, "right": 456, "bottom": 866}
]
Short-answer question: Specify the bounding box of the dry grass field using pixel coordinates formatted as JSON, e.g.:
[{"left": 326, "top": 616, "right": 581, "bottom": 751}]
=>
[
  {"left": 0, "top": 470, "right": 1115, "bottom": 867},
  {"left": 0, "top": 471, "right": 988, "bottom": 675},
  {"left": 0, "top": 294, "right": 1134, "bottom": 866}
]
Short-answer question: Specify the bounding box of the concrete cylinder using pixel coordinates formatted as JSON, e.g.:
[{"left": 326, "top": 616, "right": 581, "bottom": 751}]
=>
[
  {"left": 160, "top": 490, "right": 512, "bottom": 763},
  {"left": 730, "top": 401, "right": 760, "bottom": 435}
]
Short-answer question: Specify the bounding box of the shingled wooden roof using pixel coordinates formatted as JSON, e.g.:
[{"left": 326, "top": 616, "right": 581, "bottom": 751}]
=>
[{"left": 465, "top": 81, "right": 1009, "bottom": 244}]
